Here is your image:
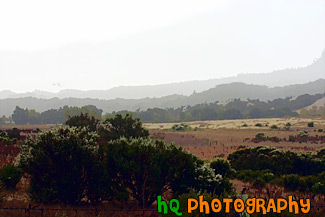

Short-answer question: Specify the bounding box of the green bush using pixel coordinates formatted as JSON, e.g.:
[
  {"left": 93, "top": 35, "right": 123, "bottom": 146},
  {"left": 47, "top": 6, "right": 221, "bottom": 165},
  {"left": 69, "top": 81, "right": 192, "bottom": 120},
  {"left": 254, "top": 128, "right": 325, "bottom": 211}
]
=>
[
  {"left": 255, "top": 123, "right": 262, "bottom": 127},
  {"left": 283, "top": 174, "right": 302, "bottom": 191},
  {"left": 18, "top": 115, "right": 237, "bottom": 207},
  {"left": 0, "top": 164, "right": 23, "bottom": 189},
  {"left": 19, "top": 127, "right": 99, "bottom": 204},
  {"left": 234, "top": 170, "right": 275, "bottom": 186},
  {"left": 270, "top": 125, "right": 279, "bottom": 129},
  {"left": 284, "top": 123, "right": 291, "bottom": 130},
  {"left": 210, "top": 158, "right": 234, "bottom": 178},
  {"left": 255, "top": 133, "right": 266, "bottom": 140},
  {"left": 312, "top": 182, "right": 325, "bottom": 194},
  {"left": 100, "top": 113, "right": 149, "bottom": 141},
  {"left": 171, "top": 123, "right": 192, "bottom": 132},
  {"left": 252, "top": 177, "right": 266, "bottom": 188},
  {"left": 307, "top": 122, "right": 314, "bottom": 127},
  {"left": 228, "top": 146, "right": 325, "bottom": 176},
  {"left": 298, "top": 131, "right": 309, "bottom": 137}
]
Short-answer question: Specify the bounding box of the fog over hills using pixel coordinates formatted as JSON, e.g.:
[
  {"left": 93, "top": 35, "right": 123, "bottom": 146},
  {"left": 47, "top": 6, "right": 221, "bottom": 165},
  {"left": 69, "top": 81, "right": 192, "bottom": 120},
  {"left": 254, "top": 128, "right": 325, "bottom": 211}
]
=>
[
  {"left": 1, "top": 50, "right": 324, "bottom": 100},
  {"left": 0, "top": 79, "right": 324, "bottom": 116}
]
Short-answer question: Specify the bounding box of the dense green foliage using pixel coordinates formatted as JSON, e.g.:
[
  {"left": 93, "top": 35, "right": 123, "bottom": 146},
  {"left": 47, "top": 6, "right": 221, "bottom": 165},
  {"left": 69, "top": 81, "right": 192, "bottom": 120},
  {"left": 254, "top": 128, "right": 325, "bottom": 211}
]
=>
[
  {"left": 19, "top": 127, "right": 99, "bottom": 204},
  {"left": 210, "top": 158, "right": 234, "bottom": 178},
  {"left": 235, "top": 170, "right": 275, "bottom": 188},
  {"left": 228, "top": 146, "right": 325, "bottom": 176},
  {"left": 99, "top": 113, "right": 149, "bottom": 141},
  {"left": 101, "top": 138, "right": 231, "bottom": 207},
  {"left": 19, "top": 115, "right": 231, "bottom": 206},
  {"left": 230, "top": 147, "right": 325, "bottom": 194},
  {"left": 65, "top": 113, "right": 99, "bottom": 132},
  {"left": 0, "top": 164, "right": 23, "bottom": 189}
]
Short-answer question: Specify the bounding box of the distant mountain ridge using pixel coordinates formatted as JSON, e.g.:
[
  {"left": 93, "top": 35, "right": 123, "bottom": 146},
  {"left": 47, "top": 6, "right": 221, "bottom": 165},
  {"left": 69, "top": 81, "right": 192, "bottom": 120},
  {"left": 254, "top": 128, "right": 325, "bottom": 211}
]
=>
[
  {"left": 0, "top": 79, "right": 324, "bottom": 116},
  {"left": 1, "top": 50, "right": 324, "bottom": 100}
]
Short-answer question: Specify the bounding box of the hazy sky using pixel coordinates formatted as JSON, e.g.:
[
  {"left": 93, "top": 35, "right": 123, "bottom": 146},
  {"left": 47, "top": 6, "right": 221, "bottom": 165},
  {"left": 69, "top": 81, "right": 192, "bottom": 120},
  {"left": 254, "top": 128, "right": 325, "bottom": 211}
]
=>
[{"left": 1, "top": 0, "right": 325, "bottom": 92}]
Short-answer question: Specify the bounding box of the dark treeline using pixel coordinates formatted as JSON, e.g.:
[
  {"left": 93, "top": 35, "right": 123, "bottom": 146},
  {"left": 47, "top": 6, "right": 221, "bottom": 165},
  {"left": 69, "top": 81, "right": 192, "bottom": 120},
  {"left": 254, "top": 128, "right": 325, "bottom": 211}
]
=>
[
  {"left": 10, "top": 105, "right": 103, "bottom": 125},
  {"left": 7, "top": 93, "right": 324, "bottom": 124}
]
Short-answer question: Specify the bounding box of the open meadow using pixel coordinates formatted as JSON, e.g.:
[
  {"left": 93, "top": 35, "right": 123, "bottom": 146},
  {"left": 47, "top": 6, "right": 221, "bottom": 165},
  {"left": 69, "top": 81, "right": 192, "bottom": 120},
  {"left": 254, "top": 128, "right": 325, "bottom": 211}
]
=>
[
  {"left": 147, "top": 116, "right": 325, "bottom": 159},
  {"left": 0, "top": 116, "right": 324, "bottom": 216}
]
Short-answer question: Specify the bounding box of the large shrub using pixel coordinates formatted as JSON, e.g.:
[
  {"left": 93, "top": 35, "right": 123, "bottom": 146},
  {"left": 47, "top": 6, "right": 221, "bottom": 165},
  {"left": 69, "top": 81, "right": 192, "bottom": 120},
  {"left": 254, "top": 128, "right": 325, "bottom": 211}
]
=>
[
  {"left": 210, "top": 158, "right": 234, "bottom": 178},
  {"left": 0, "top": 164, "right": 23, "bottom": 189},
  {"left": 17, "top": 123, "right": 232, "bottom": 206},
  {"left": 19, "top": 127, "right": 99, "bottom": 204},
  {"left": 228, "top": 146, "right": 325, "bottom": 176},
  {"left": 101, "top": 138, "right": 231, "bottom": 207}
]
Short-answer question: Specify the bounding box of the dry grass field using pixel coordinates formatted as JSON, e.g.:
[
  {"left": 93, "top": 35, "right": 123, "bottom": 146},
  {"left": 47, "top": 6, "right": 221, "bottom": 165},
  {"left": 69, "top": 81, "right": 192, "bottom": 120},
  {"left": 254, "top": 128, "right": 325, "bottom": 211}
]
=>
[
  {"left": 145, "top": 116, "right": 325, "bottom": 130},
  {"left": 148, "top": 117, "right": 325, "bottom": 159}
]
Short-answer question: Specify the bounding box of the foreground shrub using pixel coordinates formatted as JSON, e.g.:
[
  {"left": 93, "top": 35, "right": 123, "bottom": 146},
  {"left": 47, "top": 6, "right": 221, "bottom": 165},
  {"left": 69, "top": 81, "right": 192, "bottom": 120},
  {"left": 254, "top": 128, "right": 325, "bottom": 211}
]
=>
[
  {"left": 102, "top": 138, "right": 232, "bottom": 207},
  {"left": 0, "top": 164, "right": 23, "bottom": 189},
  {"left": 18, "top": 125, "right": 232, "bottom": 206},
  {"left": 19, "top": 127, "right": 99, "bottom": 204}
]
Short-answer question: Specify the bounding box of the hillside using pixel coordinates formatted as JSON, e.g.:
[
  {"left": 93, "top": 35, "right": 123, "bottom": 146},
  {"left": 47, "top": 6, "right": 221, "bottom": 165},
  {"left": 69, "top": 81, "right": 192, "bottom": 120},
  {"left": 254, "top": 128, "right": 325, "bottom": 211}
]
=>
[
  {"left": 0, "top": 79, "right": 324, "bottom": 116},
  {"left": 1, "top": 51, "right": 324, "bottom": 100}
]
